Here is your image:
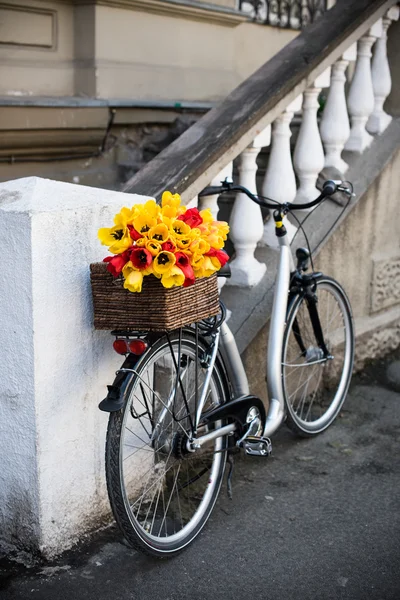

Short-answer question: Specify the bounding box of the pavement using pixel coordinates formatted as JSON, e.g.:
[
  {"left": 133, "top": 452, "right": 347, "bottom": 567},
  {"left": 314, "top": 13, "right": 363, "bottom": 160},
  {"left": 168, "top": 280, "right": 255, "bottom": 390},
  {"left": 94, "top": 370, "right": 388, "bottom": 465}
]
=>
[{"left": 1, "top": 352, "right": 399, "bottom": 600}]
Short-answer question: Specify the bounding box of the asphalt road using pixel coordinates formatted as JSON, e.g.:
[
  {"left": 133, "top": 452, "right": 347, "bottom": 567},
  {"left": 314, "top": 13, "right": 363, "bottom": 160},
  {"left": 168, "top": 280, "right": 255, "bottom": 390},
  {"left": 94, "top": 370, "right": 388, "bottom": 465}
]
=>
[{"left": 1, "top": 355, "right": 399, "bottom": 600}]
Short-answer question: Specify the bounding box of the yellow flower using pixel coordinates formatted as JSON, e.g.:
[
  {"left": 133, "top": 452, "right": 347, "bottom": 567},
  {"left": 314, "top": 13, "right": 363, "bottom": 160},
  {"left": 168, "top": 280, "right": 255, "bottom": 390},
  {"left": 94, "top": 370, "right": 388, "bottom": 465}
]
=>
[
  {"left": 190, "top": 228, "right": 201, "bottom": 239},
  {"left": 98, "top": 226, "right": 132, "bottom": 254},
  {"left": 171, "top": 220, "right": 191, "bottom": 239},
  {"left": 176, "top": 236, "right": 192, "bottom": 250},
  {"left": 135, "top": 238, "right": 146, "bottom": 247},
  {"left": 148, "top": 223, "right": 169, "bottom": 243},
  {"left": 192, "top": 256, "right": 218, "bottom": 278},
  {"left": 114, "top": 207, "right": 133, "bottom": 228},
  {"left": 153, "top": 251, "right": 176, "bottom": 275},
  {"left": 200, "top": 208, "right": 214, "bottom": 224},
  {"left": 161, "top": 205, "right": 177, "bottom": 221},
  {"left": 189, "top": 238, "right": 210, "bottom": 255},
  {"left": 161, "top": 191, "right": 181, "bottom": 209},
  {"left": 161, "top": 265, "right": 185, "bottom": 288},
  {"left": 133, "top": 213, "right": 157, "bottom": 237},
  {"left": 143, "top": 200, "right": 160, "bottom": 218},
  {"left": 203, "top": 256, "right": 218, "bottom": 276},
  {"left": 207, "top": 232, "right": 224, "bottom": 250},
  {"left": 215, "top": 221, "right": 230, "bottom": 239},
  {"left": 122, "top": 262, "right": 144, "bottom": 293},
  {"left": 145, "top": 239, "right": 162, "bottom": 256}
]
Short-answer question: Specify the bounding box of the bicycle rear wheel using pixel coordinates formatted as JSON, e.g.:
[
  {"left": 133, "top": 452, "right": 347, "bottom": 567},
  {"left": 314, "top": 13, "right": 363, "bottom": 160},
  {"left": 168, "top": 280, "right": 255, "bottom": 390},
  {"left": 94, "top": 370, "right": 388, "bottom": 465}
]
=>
[
  {"left": 282, "top": 276, "right": 354, "bottom": 436},
  {"left": 105, "top": 330, "right": 229, "bottom": 558}
]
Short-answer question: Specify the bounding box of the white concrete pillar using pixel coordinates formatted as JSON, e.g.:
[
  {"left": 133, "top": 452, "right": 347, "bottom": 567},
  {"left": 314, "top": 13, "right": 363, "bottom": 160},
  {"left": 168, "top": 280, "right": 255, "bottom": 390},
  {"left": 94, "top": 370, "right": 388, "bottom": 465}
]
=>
[
  {"left": 367, "top": 7, "right": 400, "bottom": 135},
  {"left": 0, "top": 177, "right": 148, "bottom": 557},
  {"left": 320, "top": 48, "right": 355, "bottom": 173},
  {"left": 293, "top": 68, "right": 331, "bottom": 205},
  {"left": 227, "top": 126, "right": 270, "bottom": 287},
  {"left": 199, "top": 162, "right": 233, "bottom": 220},
  {"left": 344, "top": 21, "right": 382, "bottom": 152},
  {"left": 260, "top": 96, "right": 301, "bottom": 248}
]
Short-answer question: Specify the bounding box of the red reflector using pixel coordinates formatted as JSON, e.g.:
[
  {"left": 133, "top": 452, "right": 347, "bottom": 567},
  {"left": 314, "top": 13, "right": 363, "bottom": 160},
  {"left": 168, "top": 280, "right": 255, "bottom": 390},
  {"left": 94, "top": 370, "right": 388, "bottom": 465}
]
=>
[
  {"left": 113, "top": 339, "right": 128, "bottom": 355},
  {"left": 128, "top": 340, "right": 148, "bottom": 355}
]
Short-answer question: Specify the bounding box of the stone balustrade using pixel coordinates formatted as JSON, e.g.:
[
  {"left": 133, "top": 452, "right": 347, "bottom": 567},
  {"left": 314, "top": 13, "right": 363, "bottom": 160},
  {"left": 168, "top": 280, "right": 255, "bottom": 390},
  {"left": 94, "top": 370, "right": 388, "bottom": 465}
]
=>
[{"left": 199, "top": 4, "right": 399, "bottom": 288}]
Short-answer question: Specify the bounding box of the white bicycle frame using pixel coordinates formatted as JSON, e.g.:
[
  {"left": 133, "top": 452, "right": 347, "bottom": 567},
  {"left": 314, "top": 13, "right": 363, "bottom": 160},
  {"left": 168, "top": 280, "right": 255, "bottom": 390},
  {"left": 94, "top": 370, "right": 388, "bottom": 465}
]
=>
[{"left": 192, "top": 235, "right": 295, "bottom": 446}]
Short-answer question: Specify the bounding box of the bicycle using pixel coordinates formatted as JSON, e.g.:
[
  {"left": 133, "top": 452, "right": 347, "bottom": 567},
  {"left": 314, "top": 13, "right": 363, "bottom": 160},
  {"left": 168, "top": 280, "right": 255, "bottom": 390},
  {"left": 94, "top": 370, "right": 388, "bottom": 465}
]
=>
[{"left": 99, "top": 178, "right": 355, "bottom": 558}]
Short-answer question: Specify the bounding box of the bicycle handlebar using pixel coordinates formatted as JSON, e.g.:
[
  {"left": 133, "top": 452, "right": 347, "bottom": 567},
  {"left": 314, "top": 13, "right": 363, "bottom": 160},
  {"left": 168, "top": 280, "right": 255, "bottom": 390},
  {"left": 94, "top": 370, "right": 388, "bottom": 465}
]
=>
[{"left": 198, "top": 179, "right": 354, "bottom": 211}]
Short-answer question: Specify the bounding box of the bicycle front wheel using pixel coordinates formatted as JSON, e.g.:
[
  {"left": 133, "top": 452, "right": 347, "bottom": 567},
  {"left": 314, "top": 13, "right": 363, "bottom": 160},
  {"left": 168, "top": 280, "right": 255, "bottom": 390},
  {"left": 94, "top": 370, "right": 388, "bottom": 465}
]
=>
[
  {"left": 282, "top": 276, "right": 354, "bottom": 437},
  {"left": 105, "top": 330, "right": 229, "bottom": 558}
]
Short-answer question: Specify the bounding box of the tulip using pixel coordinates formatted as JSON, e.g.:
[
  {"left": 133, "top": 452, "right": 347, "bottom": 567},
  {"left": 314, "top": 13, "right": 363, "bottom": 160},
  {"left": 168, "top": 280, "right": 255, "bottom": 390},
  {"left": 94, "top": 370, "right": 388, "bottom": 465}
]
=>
[
  {"left": 129, "top": 248, "right": 153, "bottom": 271},
  {"left": 103, "top": 250, "right": 130, "bottom": 277},
  {"left": 161, "top": 265, "right": 185, "bottom": 288},
  {"left": 122, "top": 262, "right": 144, "bottom": 293},
  {"left": 175, "top": 252, "right": 195, "bottom": 287},
  {"left": 98, "top": 225, "right": 132, "bottom": 254},
  {"left": 177, "top": 208, "right": 203, "bottom": 229},
  {"left": 153, "top": 251, "right": 176, "bottom": 275}
]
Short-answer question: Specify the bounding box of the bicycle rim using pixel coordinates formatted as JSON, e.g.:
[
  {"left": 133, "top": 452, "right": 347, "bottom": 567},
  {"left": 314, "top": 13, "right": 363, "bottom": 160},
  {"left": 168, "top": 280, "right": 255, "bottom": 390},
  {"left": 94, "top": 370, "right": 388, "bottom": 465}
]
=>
[
  {"left": 282, "top": 278, "right": 354, "bottom": 435},
  {"left": 106, "top": 332, "right": 228, "bottom": 556}
]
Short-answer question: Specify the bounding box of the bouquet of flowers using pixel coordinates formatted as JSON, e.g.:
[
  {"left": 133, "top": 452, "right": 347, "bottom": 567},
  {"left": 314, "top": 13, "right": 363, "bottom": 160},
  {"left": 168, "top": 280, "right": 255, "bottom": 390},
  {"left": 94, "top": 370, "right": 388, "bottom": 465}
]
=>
[{"left": 98, "top": 191, "right": 230, "bottom": 293}]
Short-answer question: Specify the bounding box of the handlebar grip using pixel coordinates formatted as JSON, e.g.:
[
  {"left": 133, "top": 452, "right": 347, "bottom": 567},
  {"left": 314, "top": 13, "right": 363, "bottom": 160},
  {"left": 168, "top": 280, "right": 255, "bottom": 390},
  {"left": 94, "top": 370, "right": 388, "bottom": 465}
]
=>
[
  {"left": 322, "top": 180, "right": 337, "bottom": 196},
  {"left": 198, "top": 186, "right": 224, "bottom": 198}
]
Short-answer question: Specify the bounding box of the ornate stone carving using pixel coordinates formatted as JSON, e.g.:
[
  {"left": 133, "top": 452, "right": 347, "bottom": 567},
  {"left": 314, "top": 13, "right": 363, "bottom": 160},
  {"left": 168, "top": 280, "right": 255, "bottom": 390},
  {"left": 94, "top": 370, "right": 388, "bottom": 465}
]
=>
[
  {"left": 371, "top": 256, "right": 400, "bottom": 313},
  {"left": 354, "top": 319, "right": 400, "bottom": 372}
]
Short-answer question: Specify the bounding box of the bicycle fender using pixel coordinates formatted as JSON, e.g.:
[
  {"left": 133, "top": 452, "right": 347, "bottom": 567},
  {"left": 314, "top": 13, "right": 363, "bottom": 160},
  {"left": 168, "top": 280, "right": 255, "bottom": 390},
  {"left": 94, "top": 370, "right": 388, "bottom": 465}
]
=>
[
  {"left": 99, "top": 353, "right": 142, "bottom": 412},
  {"left": 200, "top": 395, "right": 266, "bottom": 428}
]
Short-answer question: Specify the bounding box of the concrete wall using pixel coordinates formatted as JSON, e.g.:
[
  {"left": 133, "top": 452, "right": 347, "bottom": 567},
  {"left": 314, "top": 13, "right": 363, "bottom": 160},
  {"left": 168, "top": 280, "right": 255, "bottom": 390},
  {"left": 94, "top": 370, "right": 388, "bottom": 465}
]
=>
[
  {"left": 0, "top": 177, "right": 148, "bottom": 556},
  {"left": 315, "top": 148, "right": 400, "bottom": 367},
  {"left": 386, "top": 19, "right": 400, "bottom": 116},
  {"left": 0, "top": 0, "right": 297, "bottom": 101},
  {"left": 0, "top": 0, "right": 75, "bottom": 96}
]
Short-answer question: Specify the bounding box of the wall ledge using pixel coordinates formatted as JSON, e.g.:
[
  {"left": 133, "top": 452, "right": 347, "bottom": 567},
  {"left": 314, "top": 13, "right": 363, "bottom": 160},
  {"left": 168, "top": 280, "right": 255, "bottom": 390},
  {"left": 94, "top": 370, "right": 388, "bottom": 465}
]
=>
[{"left": 73, "top": 0, "right": 248, "bottom": 26}]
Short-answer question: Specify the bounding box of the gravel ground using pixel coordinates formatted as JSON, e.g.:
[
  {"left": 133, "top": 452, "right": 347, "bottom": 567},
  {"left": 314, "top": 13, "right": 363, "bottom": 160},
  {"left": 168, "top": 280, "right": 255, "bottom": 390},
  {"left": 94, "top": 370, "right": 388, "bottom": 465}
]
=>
[{"left": 1, "top": 352, "right": 399, "bottom": 600}]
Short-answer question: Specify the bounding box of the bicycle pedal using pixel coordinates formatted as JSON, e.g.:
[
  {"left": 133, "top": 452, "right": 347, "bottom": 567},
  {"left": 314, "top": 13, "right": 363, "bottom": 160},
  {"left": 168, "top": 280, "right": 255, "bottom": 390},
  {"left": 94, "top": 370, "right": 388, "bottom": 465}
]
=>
[{"left": 242, "top": 436, "right": 272, "bottom": 457}]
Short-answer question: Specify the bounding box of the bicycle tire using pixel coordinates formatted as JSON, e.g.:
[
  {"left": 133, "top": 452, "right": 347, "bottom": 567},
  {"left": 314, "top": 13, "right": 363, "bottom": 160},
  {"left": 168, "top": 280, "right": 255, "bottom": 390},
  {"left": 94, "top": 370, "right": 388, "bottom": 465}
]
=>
[
  {"left": 105, "top": 330, "right": 229, "bottom": 558},
  {"left": 282, "top": 276, "right": 354, "bottom": 437}
]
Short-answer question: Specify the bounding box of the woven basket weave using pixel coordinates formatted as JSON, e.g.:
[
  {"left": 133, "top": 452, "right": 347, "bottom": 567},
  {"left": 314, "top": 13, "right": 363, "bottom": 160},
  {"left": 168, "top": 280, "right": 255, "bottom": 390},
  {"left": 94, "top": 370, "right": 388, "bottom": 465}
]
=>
[{"left": 90, "top": 262, "right": 220, "bottom": 332}]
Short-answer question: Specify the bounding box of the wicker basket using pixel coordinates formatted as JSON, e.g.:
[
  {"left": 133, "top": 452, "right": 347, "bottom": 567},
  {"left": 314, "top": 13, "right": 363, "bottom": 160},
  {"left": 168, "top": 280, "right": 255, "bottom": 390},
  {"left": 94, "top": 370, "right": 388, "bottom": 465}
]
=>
[{"left": 90, "top": 262, "right": 220, "bottom": 332}]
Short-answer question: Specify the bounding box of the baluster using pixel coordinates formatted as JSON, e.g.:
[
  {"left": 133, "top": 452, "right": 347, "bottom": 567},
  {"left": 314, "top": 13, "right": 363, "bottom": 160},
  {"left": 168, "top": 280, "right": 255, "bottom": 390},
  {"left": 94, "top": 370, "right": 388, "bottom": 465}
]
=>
[
  {"left": 186, "top": 196, "right": 198, "bottom": 209},
  {"left": 198, "top": 162, "right": 233, "bottom": 219},
  {"left": 260, "top": 96, "right": 301, "bottom": 247},
  {"left": 344, "top": 20, "right": 382, "bottom": 153},
  {"left": 293, "top": 68, "right": 331, "bottom": 205},
  {"left": 320, "top": 45, "right": 356, "bottom": 173},
  {"left": 227, "top": 127, "right": 271, "bottom": 287},
  {"left": 199, "top": 163, "right": 234, "bottom": 291},
  {"left": 367, "top": 7, "right": 400, "bottom": 135}
]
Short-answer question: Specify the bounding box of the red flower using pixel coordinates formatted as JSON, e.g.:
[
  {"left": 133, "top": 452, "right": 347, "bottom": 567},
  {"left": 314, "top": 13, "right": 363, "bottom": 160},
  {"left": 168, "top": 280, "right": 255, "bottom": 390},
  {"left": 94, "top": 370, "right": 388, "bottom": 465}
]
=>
[
  {"left": 177, "top": 208, "right": 203, "bottom": 229},
  {"left": 162, "top": 240, "right": 176, "bottom": 252},
  {"left": 127, "top": 224, "right": 142, "bottom": 241},
  {"left": 129, "top": 248, "right": 153, "bottom": 270},
  {"left": 175, "top": 252, "right": 195, "bottom": 287},
  {"left": 205, "top": 247, "right": 229, "bottom": 267},
  {"left": 103, "top": 251, "right": 130, "bottom": 277}
]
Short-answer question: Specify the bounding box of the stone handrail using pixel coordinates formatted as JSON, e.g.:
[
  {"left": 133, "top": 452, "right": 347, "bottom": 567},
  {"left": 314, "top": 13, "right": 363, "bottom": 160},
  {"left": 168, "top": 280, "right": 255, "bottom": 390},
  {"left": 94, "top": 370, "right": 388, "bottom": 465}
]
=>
[
  {"left": 123, "top": 0, "right": 399, "bottom": 288},
  {"left": 122, "top": 0, "right": 395, "bottom": 202}
]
